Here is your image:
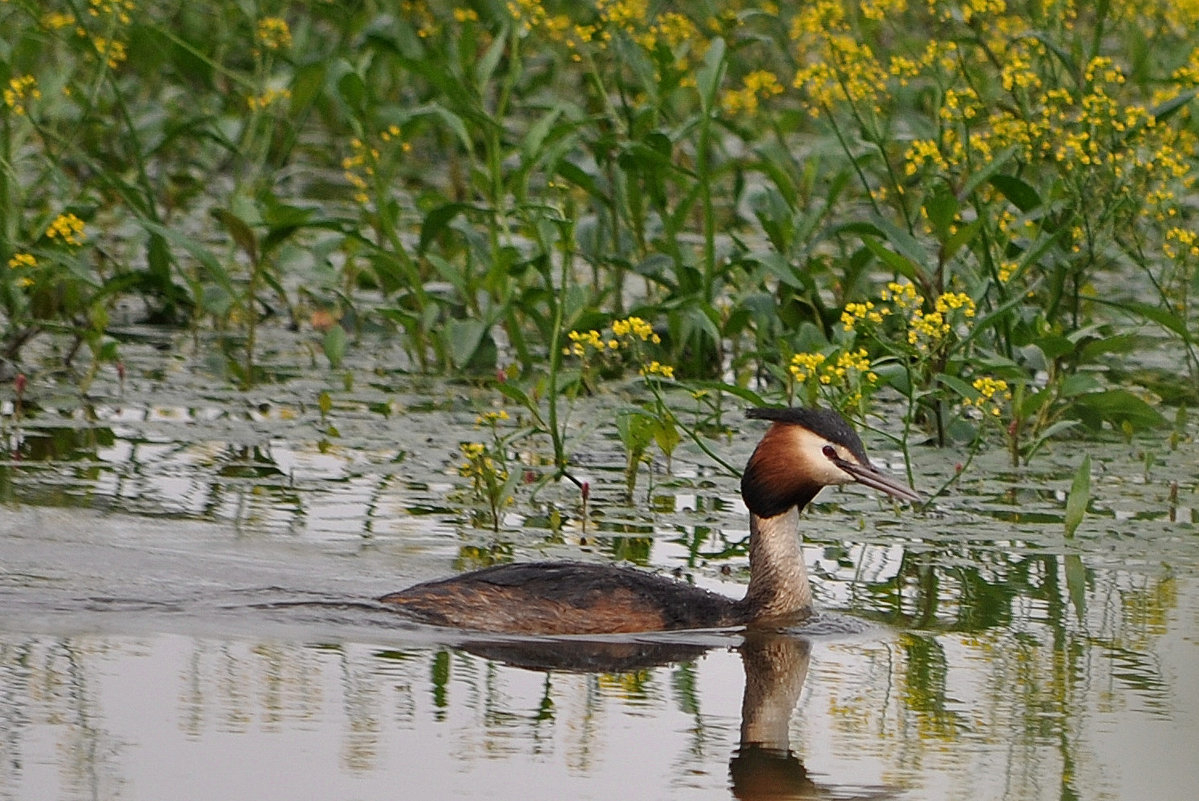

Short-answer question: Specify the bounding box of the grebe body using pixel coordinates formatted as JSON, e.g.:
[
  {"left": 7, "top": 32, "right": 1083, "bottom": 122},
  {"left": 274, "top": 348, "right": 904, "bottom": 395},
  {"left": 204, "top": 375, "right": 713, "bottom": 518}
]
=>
[{"left": 380, "top": 407, "right": 919, "bottom": 634}]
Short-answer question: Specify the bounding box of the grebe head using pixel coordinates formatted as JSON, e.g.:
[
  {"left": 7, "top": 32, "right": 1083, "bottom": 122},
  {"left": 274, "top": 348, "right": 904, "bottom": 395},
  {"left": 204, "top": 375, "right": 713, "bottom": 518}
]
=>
[{"left": 740, "top": 407, "right": 920, "bottom": 518}]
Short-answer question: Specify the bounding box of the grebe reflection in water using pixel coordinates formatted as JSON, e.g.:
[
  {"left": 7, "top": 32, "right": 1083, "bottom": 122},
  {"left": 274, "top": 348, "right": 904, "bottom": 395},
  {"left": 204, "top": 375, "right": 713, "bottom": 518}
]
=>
[{"left": 381, "top": 407, "right": 919, "bottom": 634}]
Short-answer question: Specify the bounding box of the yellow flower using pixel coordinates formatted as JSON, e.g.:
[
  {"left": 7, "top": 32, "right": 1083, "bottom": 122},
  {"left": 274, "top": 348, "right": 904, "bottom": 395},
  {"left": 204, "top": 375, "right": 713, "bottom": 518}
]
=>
[
  {"left": 89, "top": 36, "right": 128, "bottom": 69},
  {"left": 640, "top": 360, "right": 675, "bottom": 379},
  {"left": 7, "top": 252, "right": 37, "bottom": 270},
  {"left": 45, "top": 213, "right": 87, "bottom": 247},
  {"left": 3, "top": 75, "right": 41, "bottom": 116},
  {"left": 475, "top": 410, "right": 510, "bottom": 426},
  {"left": 460, "top": 442, "right": 486, "bottom": 459},
  {"left": 247, "top": 88, "right": 291, "bottom": 110},
  {"left": 612, "top": 316, "right": 659, "bottom": 342},
  {"left": 256, "top": 17, "right": 292, "bottom": 51},
  {"left": 964, "top": 376, "right": 1012, "bottom": 417},
  {"left": 42, "top": 11, "right": 76, "bottom": 29},
  {"left": 789, "top": 352, "right": 826, "bottom": 382}
]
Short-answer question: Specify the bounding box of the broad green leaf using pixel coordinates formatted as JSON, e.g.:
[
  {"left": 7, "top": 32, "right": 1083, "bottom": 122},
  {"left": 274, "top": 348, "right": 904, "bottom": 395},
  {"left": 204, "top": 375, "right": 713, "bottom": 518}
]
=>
[
  {"left": 990, "top": 174, "right": 1042, "bottom": 213},
  {"left": 695, "top": 37, "right": 727, "bottom": 113},
  {"left": 323, "top": 324, "right": 347, "bottom": 369},
  {"left": 1064, "top": 454, "right": 1091, "bottom": 537},
  {"left": 212, "top": 208, "right": 258, "bottom": 264}
]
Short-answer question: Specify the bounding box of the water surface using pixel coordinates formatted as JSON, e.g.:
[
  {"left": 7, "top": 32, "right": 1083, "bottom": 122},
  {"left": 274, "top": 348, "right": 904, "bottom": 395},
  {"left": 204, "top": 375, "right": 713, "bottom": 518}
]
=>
[{"left": 2, "top": 333, "right": 1197, "bottom": 800}]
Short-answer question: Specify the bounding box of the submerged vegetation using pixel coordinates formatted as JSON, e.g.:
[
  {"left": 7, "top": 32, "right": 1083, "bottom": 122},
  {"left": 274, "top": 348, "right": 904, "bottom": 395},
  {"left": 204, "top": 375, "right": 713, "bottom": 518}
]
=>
[{"left": 2, "top": 0, "right": 1198, "bottom": 512}]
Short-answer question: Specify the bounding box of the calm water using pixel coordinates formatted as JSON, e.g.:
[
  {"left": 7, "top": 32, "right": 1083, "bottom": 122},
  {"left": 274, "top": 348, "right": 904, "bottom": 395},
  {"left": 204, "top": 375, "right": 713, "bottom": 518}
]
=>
[{"left": 2, "top": 333, "right": 1198, "bottom": 801}]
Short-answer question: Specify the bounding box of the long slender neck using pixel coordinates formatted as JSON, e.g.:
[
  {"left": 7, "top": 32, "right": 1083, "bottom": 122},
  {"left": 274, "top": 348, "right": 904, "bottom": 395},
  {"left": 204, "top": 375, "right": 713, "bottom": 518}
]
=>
[{"left": 739, "top": 506, "right": 813, "bottom": 621}]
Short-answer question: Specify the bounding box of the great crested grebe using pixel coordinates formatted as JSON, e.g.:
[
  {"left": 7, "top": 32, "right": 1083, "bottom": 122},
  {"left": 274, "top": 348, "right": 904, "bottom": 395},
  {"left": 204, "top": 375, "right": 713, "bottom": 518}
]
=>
[{"left": 380, "top": 407, "right": 920, "bottom": 634}]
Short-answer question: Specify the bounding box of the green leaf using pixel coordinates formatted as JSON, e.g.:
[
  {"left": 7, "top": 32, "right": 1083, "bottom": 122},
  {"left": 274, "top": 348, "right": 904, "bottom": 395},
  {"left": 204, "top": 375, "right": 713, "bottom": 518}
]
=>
[
  {"left": 653, "top": 416, "right": 681, "bottom": 458},
  {"left": 1070, "top": 389, "right": 1164, "bottom": 431},
  {"left": 695, "top": 37, "right": 727, "bottom": 113},
  {"left": 1085, "top": 296, "right": 1189, "bottom": 338},
  {"left": 336, "top": 70, "right": 367, "bottom": 113},
  {"left": 323, "top": 324, "right": 347, "bottom": 368},
  {"left": 858, "top": 235, "right": 922, "bottom": 282},
  {"left": 475, "top": 25, "right": 507, "bottom": 87},
  {"left": 212, "top": 208, "right": 258, "bottom": 264},
  {"left": 289, "top": 61, "right": 327, "bottom": 112},
  {"left": 444, "top": 318, "right": 489, "bottom": 368},
  {"left": 923, "top": 184, "right": 958, "bottom": 240},
  {"left": 989, "top": 174, "right": 1042, "bottom": 213},
  {"left": 942, "top": 219, "right": 980, "bottom": 263},
  {"left": 521, "top": 107, "right": 563, "bottom": 163},
  {"left": 1064, "top": 454, "right": 1091, "bottom": 538},
  {"left": 419, "top": 202, "right": 476, "bottom": 253}
]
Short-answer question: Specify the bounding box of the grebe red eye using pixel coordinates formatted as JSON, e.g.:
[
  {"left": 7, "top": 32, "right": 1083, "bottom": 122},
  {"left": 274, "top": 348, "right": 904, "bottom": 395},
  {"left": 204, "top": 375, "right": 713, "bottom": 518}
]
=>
[{"left": 822, "top": 445, "right": 838, "bottom": 460}]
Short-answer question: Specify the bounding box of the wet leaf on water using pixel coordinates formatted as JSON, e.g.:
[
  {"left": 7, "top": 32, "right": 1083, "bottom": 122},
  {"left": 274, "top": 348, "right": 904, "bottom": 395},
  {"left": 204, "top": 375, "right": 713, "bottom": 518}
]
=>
[{"left": 1064, "top": 454, "right": 1091, "bottom": 538}]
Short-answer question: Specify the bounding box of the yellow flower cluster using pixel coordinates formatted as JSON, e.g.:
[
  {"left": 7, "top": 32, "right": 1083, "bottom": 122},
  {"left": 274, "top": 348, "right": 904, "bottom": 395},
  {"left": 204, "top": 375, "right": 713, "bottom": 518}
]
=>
[
  {"left": 458, "top": 442, "right": 509, "bottom": 485},
  {"left": 640, "top": 360, "right": 675, "bottom": 379},
  {"left": 793, "top": 35, "right": 887, "bottom": 115},
  {"left": 789, "top": 351, "right": 826, "bottom": 382},
  {"left": 565, "top": 316, "right": 661, "bottom": 356},
  {"left": 247, "top": 87, "right": 290, "bottom": 111},
  {"left": 906, "top": 292, "right": 975, "bottom": 348},
  {"left": 256, "top": 17, "right": 292, "bottom": 51},
  {"left": 1164, "top": 227, "right": 1199, "bottom": 260},
  {"left": 45, "top": 213, "right": 87, "bottom": 247},
  {"left": 87, "top": 0, "right": 134, "bottom": 26},
  {"left": 790, "top": 349, "right": 877, "bottom": 387},
  {"left": 840, "top": 300, "right": 885, "bottom": 332},
  {"left": 963, "top": 376, "right": 1011, "bottom": 417},
  {"left": 565, "top": 328, "right": 617, "bottom": 356},
  {"left": 611, "top": 315, "right": 660, "bottom": 342},
  {"left": 3, "top": 75, "right": 40, "bottom": 116},
  {"left": 722, "top": 70, "right": 784, "bottom": 115},
  {"left": 475, "top": 410, "right": 510, "bottom": 426},
  {"left": 7, "top": 253, "right": 37, "bottom": 270},
  {"left": 42, "top": 11, "right": 75, "bottom": 30},
  {"left": 880, "top": 280, "right": 919, "bottom": 308},
  {"left": 90, "top": 36, "right": 128, "bottom": 69},
  {"left": 343, "top": 138, "right": 379, "bottom": 204},
  {"left": 565, "top": 317, "right": 674, "bottom": 381},
  {"left": 6, "top": 252, "right": 35, "bottom": 288}
]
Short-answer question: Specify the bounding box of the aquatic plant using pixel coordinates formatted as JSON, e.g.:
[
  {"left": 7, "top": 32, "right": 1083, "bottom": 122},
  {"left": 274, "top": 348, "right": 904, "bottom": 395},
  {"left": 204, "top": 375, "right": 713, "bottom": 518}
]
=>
[{"left": 1, "top": 0, "right": 1193, "bottom": 480}]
